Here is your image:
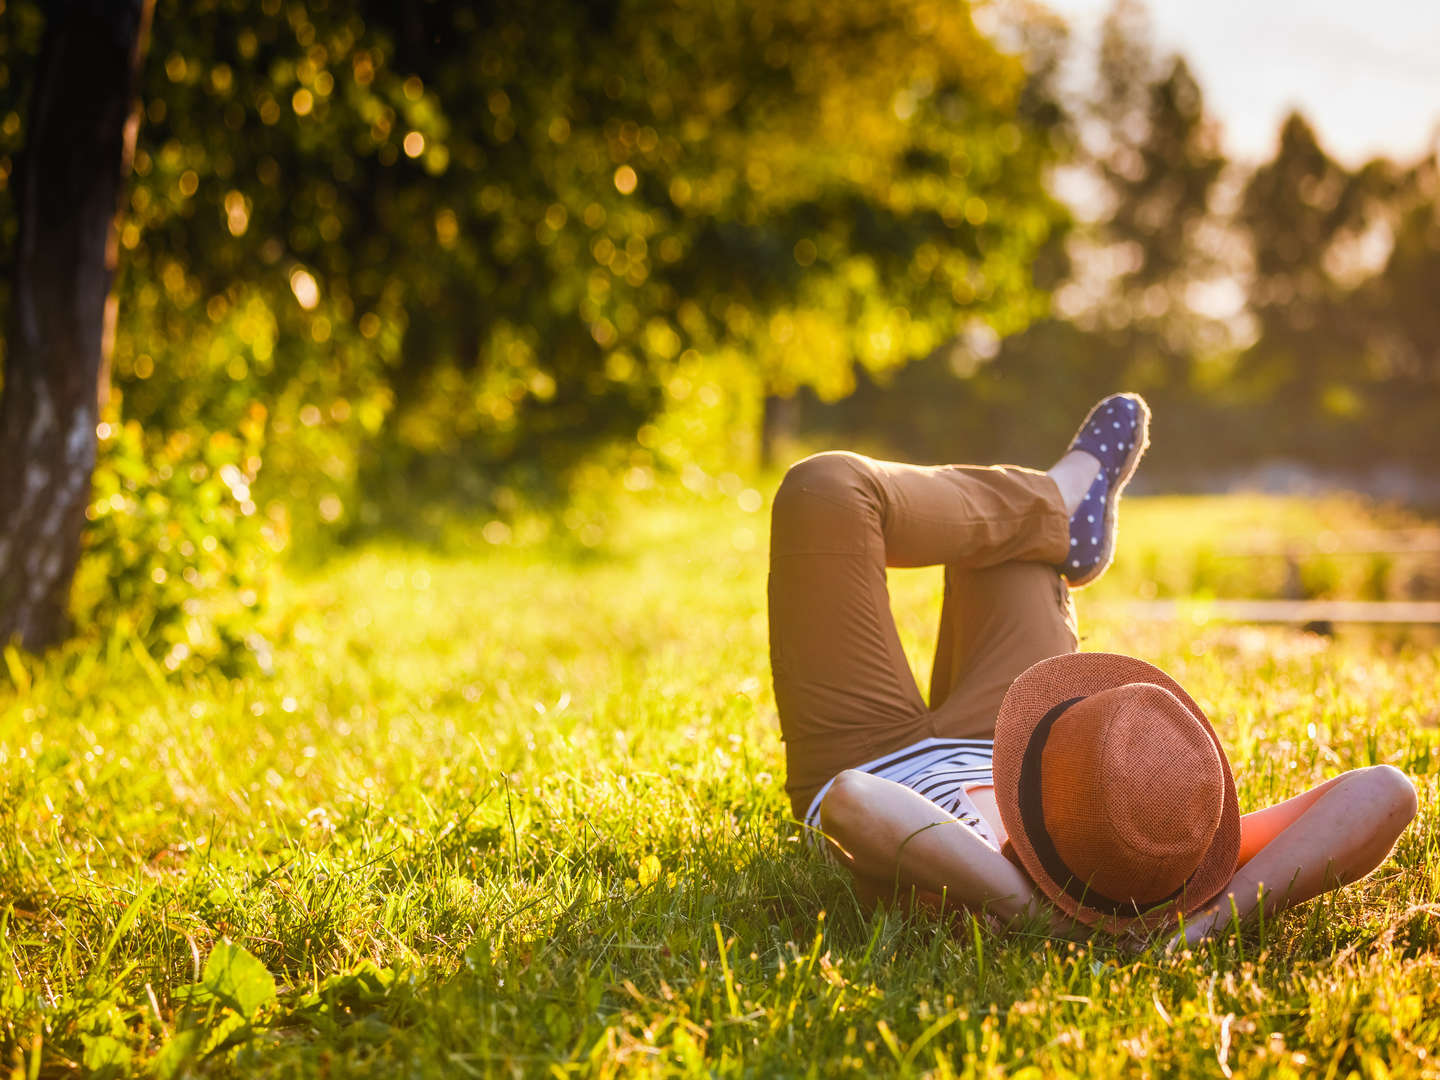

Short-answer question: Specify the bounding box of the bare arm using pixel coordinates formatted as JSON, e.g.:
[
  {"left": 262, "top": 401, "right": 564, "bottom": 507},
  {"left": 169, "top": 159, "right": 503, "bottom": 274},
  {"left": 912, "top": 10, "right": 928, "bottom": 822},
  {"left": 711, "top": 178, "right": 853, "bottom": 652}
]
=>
[
  {"left": 1168, "top": 765, "right": 1417, "bottom": 951},
  {"left": 1233, "top": 772, "right": 1350, "bottom": 866},
  {"left": 818, "top": 769, "right": 1080, "bottom": 935}
]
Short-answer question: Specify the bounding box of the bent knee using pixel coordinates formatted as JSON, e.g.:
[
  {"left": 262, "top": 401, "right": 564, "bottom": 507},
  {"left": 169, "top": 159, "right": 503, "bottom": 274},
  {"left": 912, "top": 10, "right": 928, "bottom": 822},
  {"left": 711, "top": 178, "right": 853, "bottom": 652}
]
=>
[
  {"left": 770, "top": 452, "right": 882, "bottom": 554},
  {"left": 774, "top": 452, "right": 873, "bottom": 515}
]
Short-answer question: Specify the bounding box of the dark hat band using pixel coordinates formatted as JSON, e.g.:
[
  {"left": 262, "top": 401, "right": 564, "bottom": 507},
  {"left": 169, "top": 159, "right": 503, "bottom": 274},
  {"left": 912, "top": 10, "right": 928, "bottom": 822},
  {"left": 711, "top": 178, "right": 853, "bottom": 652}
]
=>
[{"left": 1018, "top": 696, "right": 1191, "bottom": 918}]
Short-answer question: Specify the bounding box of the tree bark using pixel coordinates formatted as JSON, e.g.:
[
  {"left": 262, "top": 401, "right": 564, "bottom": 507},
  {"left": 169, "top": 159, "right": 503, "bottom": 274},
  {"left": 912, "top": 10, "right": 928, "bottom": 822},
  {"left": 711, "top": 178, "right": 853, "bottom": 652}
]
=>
[
  {"left": 0, "top": 0, "right": 152, "bottom": 650},
  {"left": 760, "top": 392, "right": 798, "bottom": 469}
]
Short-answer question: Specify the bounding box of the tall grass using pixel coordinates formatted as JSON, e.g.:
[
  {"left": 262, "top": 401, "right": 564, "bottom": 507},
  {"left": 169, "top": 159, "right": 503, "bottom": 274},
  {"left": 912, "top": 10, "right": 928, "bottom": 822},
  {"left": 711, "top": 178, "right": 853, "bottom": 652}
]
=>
[{"left": 2, "top": 489, "right": 1437, "bottom": 1077}]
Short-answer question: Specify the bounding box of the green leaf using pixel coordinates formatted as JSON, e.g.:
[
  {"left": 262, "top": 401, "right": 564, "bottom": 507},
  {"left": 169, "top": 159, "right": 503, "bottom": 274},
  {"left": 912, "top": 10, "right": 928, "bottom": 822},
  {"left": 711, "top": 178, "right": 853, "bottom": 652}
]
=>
[
  {"left": 81, "top": 1033, "right": 131, "bottom": 1077},
  {"left": 202, "top": 941, "right": 276, "bottom": 1017}
]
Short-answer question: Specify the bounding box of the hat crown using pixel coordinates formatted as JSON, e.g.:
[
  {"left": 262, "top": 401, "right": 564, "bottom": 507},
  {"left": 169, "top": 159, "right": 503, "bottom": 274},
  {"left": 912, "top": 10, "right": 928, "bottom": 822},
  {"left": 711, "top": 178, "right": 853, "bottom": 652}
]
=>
[
  {"left": 994, "top": 652, "right": 1241, "bottom": 932},
  {"left": 1040, "top": 682, "right": 1225, "bottom": 905}
]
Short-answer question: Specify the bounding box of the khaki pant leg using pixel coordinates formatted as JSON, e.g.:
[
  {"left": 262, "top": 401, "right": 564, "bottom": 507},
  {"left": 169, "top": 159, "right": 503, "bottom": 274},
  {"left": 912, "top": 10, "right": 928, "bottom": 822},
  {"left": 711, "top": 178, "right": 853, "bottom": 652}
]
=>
[
  {"left": 927, "top": 561, "right": 1080, "bottom": 740},
  {"left": 769, "top": 455, "right": 930, "bottom": 818},
  {"left": 768, "top": 451, "right": 1071, "bottom": 818}
]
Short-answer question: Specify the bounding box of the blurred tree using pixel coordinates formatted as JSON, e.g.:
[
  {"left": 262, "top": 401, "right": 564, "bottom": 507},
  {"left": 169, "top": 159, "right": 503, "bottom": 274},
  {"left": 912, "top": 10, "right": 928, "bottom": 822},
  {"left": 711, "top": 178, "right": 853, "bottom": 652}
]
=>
[
  {"left": 0, "top": 0, "right": 152, "bottom": 649},
  {"left": 88, "top": 0, "right": 1065, "bottom": 520},
  {"left": 1234, "top": 112, "right": 1400, "bottom": 459},
  {"left": 0, "top": 0, "right": 1071, "bottom": 646},
  {"left": 1077, "top": 0, "right": 1229, "bottom": 377},
  {"left": 1363, "top": 156, "right": 1440, "bottom": 384},
  {"left": 800, "top": 1, "right": 1440, "bottom": 484},
  {"left": 1361, "top": 155, "right": 1440, "bottom": 461},
  {"left": 1236, "top": 123, "right": 1440, "bottom": 464},
  {"left": 802, "top": 0, "right": 1234, "bottom": 471}
]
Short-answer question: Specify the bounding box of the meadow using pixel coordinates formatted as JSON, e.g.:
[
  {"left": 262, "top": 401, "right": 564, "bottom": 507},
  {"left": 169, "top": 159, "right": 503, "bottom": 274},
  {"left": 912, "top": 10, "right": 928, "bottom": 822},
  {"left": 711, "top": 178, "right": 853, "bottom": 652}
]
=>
[{"left": 2, "top": 486, "right": 1438, "bottom": 1077}]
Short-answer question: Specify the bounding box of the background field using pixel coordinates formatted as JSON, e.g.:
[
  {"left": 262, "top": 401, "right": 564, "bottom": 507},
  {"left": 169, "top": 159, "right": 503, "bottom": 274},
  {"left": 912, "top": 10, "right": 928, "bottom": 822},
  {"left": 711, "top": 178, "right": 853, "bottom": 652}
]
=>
[{"left": 3, "top": 488, "right": 1438, "bottom": 1077}]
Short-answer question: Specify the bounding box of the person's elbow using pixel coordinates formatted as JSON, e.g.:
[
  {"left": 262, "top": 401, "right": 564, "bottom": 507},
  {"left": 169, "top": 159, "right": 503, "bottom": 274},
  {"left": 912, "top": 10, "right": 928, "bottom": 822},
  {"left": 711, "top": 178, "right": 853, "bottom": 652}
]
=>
[
  {"left": 1364, "top": 764, "right": 1418, "bottom": 829},
  {"left": 818, "top": 769, "right": 871, "bottom": 844}
]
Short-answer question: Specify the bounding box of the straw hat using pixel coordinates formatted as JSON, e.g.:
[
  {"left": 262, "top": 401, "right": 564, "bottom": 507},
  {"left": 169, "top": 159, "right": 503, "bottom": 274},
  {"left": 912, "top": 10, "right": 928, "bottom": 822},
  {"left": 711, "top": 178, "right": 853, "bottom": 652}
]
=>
[{"left": 993, "top": 653, "right": 1240, "bottom": 933}]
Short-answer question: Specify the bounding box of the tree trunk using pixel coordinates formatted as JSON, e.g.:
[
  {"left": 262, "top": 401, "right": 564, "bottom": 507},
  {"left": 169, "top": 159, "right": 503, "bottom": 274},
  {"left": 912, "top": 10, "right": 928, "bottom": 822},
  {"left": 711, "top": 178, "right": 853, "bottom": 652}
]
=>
[
  {"left": 0, "top": 0, "right": 152, "bottom": 650},
  {"left": 760, "top": 392, "right": 798, "bottom": 469}
]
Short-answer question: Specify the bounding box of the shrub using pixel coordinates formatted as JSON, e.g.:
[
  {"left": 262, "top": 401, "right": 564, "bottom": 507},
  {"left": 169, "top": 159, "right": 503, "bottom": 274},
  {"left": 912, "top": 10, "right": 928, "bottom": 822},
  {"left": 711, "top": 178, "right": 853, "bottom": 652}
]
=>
[{"left": 77, "top": 404, "right": 285, "bottom": 676}]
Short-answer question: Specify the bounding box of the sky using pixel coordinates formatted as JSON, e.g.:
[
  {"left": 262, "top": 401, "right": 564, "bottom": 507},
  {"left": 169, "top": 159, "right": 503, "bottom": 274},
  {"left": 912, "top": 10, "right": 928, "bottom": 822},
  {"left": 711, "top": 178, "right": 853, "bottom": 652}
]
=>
[{"left": 1034, "top": 0, "right": 1440, "bottom": 166}]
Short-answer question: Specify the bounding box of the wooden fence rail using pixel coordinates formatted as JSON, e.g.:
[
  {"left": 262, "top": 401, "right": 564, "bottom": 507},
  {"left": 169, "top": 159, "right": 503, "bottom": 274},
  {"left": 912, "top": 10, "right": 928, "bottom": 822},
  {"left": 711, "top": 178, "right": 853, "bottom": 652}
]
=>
[{"left": 1114, "top": 599, "right": 1440, "bottom": 625}]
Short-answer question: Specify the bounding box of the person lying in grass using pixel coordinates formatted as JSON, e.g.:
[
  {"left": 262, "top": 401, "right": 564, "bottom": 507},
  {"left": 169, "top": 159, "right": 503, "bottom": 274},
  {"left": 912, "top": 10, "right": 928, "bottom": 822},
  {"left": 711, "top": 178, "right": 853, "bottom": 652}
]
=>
[{"left": 768, "top": 393, "right": 1418, "bottom": 947}]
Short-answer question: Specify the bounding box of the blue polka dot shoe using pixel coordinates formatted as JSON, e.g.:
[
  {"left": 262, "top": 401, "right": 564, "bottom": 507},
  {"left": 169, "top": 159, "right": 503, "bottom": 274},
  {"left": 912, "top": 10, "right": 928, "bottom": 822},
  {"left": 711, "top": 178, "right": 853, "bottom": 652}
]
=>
[{"left": 1060, "top": 393, "right": 1151, "bottom": 588}]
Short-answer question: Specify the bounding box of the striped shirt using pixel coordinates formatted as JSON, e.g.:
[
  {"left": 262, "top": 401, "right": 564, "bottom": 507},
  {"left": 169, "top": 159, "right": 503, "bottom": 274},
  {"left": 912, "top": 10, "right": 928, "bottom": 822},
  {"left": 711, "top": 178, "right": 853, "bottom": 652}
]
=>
[{"left": 804, "top": 737, "right": 999, "bottom": 850}]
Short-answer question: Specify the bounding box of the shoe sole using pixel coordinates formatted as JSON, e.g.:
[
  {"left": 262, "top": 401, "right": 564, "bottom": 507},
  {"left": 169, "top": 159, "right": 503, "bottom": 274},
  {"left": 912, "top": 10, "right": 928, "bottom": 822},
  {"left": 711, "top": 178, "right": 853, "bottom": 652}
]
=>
[{"left": 1066, "top": 393, "right": 1151, "bottom": 588}]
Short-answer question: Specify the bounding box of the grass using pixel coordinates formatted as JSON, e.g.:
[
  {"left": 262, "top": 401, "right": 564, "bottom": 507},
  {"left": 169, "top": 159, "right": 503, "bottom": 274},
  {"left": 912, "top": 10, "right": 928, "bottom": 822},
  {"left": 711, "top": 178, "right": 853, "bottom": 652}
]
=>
[{"left": 2, "top": 485, "right": 1438, "bottom": 1077}]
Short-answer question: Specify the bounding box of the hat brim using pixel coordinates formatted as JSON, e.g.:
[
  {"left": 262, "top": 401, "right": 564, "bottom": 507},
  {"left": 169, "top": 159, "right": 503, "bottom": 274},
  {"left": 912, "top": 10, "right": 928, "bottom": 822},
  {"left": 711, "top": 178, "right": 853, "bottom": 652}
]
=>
[{"left": 993, "top": 653, "right": 1241, "bottom": 934}]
